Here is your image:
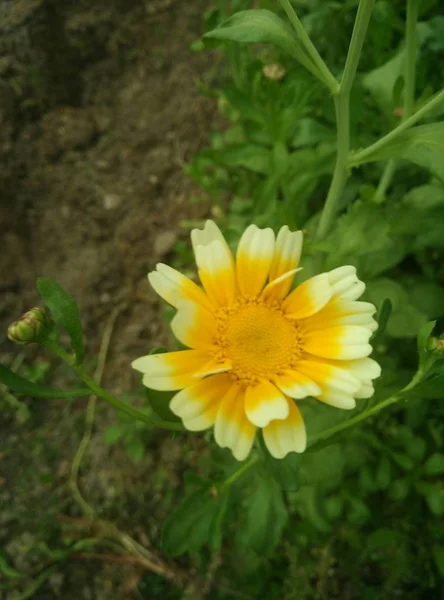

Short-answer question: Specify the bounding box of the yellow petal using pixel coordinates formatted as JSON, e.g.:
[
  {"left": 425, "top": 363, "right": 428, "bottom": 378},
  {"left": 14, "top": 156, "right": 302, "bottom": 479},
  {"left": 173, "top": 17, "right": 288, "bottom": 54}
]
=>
[
  {"left": 214, "top": 385, "right": 256, "bottom": 461},
  {"left": 132, "top": 349, "right": 210, "bottom": 391},
  {"left": 283, "top": 273, "right": 332, "bottom": 318},
  {"left": 236, "top": 224, "right": 275, "bottom": 297},
  {"left": 148, "top": 263, "right": 214, "bottom": 311},
  {"left": 303, "top": 300, "right": 377, "bottom": 332},
  {"left": 244, "top": 380, "right": 289, "bottom": 427},
  {"left": 171, "top": 301, "right": 217, "bottom": 349},
  {"left": 170, "top": 373, "right": 232, "bottom": 424},
  {"left": 262, "top": 399, "right": 306, "bottom": 458},
  {"left": 194, "top": 240, "right": 236, "bottom": 307},
  {"left": 268, "top": 227, "right": 303, "bottom": 299},
  {"left": 304, "top": 325, "right": 372, "bottom": 359},
  {"left": 273, "top": 369, "right": 321, "bottom": 399}
]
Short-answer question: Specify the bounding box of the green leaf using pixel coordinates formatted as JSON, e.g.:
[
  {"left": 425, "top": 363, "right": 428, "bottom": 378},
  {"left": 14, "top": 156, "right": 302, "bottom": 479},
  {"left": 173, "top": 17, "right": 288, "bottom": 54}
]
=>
[
  {"left": 299, "top": 445, "right": 345, "bottom": 489},
  {"left": 424, "top": 453, "right": 444, "bottom": 476},
  {"left": 145, "top": 388, "right": 180, "bottom": 423},
  {"left": 375, "top": 456, "right": 392, "bottom": 490},
  {"left": 0, "top": 363, "right": 89, "bottom": 399},
  {"left": 125, "top": 437, "right": 145, "bottom": 464},
  {"left": 214, "top": 143, "right": 271, "bottom": 174},
  {"left": 425, "top": 484, "right": 444, "bottom": 516},
  {"left": 204, "top": 10, "right": 312, "bottom": 72},
  {"left": 237, "top": 475, "right": 287, "bottom": 555},
  {"left": 363, "top": 49, "right": 404, "bottom": 115},
  {"left": 417, "top": 320, "right": 437, "bottom": 371},
  {"left": 264, "top": 450, "right": 301, "bottom": 491},
  {"left": 432, "top": 546, "right": 444, "bottom": 577},
  {"left": 352, "top": 123, "right": 444, "bottom": 180},
  {"left": 375, "top": 298, "right": 392, "bottom": 339},
  {"left": 162, "top": 486, "right": 228, "bottom": 555},
  {"left": 103, "top": 424, "right": 124, "bottom": 444},
  {"left": 37, "top": 277, "right": 84, "bottom": 364}
]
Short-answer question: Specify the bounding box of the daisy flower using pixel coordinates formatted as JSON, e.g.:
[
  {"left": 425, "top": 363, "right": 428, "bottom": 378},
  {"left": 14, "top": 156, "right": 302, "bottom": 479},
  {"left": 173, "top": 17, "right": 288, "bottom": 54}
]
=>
[{"left": 132, "top": 221, "right": 380, "bottom": 461}]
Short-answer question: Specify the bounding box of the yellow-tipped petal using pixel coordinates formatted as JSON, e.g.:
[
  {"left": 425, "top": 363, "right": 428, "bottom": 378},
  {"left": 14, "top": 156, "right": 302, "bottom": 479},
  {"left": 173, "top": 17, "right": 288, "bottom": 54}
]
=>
[
  {"left": 236, "top": 225, "right": 275, "bottom": 297},
  {"left": 296, "top": 357, "right": 361, "bottom": 408},
  {"left": 273, "top": 369, "right": 321, "bottom": 399},
  {"left": 304, "top": 325, "right": 372, "bottom": 360},
  {"left": 133, "top": 349, "right": 211, "bottom": 391},
  {"left": 194, "top": 240, "right": 236, "bottom": 307},
  {"left": 263, "top": 399, "right": 306, "bottom": 458},
  {"left": 283, "top": 273, "right": 332, "bottom": 318},
  {"left": 244, "top": 380, "right": 289, "bottom": 427},
  {"left": 170, "top": 373, "right": 232, "bottom": 423},
  {"left": 214, "top": 385, "right": 256, "bottom": 461},
  {"left": 148, "top": 263, "right": 213, "bottom": 311},
  {"left": 268, "top": 227, "right": 303, "bottom": 299},
  {"left": 303, "top": 300, "right": 377, "bottom": 333},
  {"left": 328, "top": 266, "right": 365, "bottom": 301},
  {"left": 171, "top": 301, "right": 217, "bottom": 349}
]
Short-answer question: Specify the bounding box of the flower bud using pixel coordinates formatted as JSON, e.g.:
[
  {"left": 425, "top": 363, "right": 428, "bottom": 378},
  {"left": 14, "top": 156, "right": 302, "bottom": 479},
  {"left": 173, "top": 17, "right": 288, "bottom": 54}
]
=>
[
  {"left": 7, "top": 307, "right": 50, "bottom": 345},
  {"left": 427, "top": 336, "right": 444, "bottom": 357}
]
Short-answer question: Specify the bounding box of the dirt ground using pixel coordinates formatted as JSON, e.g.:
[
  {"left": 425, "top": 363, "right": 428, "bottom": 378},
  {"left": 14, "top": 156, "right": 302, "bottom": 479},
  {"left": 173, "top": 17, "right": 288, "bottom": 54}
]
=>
[{"left": 0, "top": 1, "right": 222, "bottom": 598}]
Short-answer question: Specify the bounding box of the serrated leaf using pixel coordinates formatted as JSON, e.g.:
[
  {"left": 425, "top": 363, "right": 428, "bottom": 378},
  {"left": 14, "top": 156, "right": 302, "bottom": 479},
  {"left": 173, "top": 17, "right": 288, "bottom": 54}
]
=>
[
  {"left": 236, "top": 475, "right": 287, "bottom": 555},
  {"left": 37, "top": 277, "right": 84, "bottom": 364},
  {"left": 352, "top": 123, "right": 444, "bottom": 180},
  {"left": 204, "top": 10, "right": 318, "bottom": 79},
  {"left": 162, "top": 486, "right": 228, "bottom": 555},
  {"left": 0, "top": 363, "right": 89, "bottom": 399}
]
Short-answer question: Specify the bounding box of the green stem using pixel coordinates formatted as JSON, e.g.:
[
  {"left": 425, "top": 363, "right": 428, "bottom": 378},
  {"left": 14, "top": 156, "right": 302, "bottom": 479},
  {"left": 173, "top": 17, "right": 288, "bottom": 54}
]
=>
[
  {"left": 315, "top": 0, "right": 374, "bottom": 244},
  {"left": 223, "top": 454, "right": 260, "bottom": 488},
  {"left": 309, "top": 370, "right": 423, "bottom": 444},
  {"left": 350, "top": 87, "right": 444, "bottom": 166},
  {"left": 278, "top": 0, "right": 339, "bottom": 94},
  {"left": 45, "top": 342, "right": 184, "bottom": 432},
  {"left": 374, "top": 0, "right": 419, "bottom": 202}
]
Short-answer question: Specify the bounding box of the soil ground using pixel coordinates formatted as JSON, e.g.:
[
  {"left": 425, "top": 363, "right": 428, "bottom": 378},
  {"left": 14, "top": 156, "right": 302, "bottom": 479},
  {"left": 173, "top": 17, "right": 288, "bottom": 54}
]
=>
[{"left": 0, "top": 1, "right": 222, "bottom": 598}]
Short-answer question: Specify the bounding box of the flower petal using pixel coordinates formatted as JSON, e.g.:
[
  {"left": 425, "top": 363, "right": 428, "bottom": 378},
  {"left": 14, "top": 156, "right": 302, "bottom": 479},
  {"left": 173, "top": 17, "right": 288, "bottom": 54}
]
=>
[
  {"left": 236, "top": 225, "right": 275, "bottom": 297},
  {"left": 304, "top": 325, "right": 372, "bottom": 359},
  {"left": 334, "top": 357, "right": 381, "bottom": 399},
  {"left": 268, "top": 227, "right": 303, "bottom": 299},
  {"left": 133, "top": 349, "right": 210, "bottom": 390},
  {"left": 295, "top": 357, "right": 361, "bottom": 409},
  {"left": 171, "top": 301, "right": 217, "bottom": 349},
  {"left": 283, "top": 273, "right": 332, "bottom": 318},
  {"left": 170, "top": 373, "right": 232, "bottom": 423},
  {"left": 191, "top": 220, "right": 228, "bottom": 252},
  {"left": 244, "top": 380, "right": 289, "bottom": 427},
  {"left": 214, "top": 385, "right": 256, "bottom": 461},
  {"left": 303, "top": 300, "right": 378, "bottom": 333},
  {"left": 328, "top": 266, "right": 365, "bottom": 301},
  {"left": 148, "top": 263, "right": 213, "bottom": 311},
  {"left": 263, "top": 399, "right": 306, "bottom": 458},
  {"left": 273, "top": 369, "right": 321, "bottom": 399},
  {"left": 194, "top": 240, "right": 236, "bottom": 307}
]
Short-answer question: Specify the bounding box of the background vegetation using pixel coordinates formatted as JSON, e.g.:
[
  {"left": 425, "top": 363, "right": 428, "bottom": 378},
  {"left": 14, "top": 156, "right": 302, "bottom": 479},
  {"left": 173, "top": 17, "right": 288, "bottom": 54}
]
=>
[{"left": 1, "top": 0, "right": 444, "bottom": 598}]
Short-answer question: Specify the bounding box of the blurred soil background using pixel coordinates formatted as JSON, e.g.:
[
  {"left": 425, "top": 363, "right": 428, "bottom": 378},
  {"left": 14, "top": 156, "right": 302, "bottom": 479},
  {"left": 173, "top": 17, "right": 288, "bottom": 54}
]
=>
[{"left": 0, "top": 0, "right": 222, "bottom": 597}]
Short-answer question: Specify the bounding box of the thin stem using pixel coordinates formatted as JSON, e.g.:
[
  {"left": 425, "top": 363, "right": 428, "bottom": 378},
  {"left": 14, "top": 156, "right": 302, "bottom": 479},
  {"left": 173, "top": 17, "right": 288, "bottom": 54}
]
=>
[
  {"left": 45, "top": 342, "right": 184, "bottom": 432},
  {"left": 315, "top": 0, "right": 374, "bottom": 244},
  {"left": 350, "top": 87, "right": 444, "bottom": 166},
  {"left": 309, "top": 369, "right": 423, "bottom": 444},
  {"left": 278, "top": 0, "right": 339, "bottom": 94},
  {"left": 374, "top": 0, "right": 419, "bottom": 201},
  {"left": 223, "top": 454, "right": 260, "bottom": 488}
]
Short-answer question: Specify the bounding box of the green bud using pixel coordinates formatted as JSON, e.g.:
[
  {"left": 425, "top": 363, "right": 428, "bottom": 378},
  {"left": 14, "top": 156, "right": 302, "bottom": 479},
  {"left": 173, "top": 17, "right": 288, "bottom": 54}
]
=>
[
  {"left": 7, "top": 307, "right": 50, "bottom": 346},
  {"left": 427, "top": 336, "right": 444, "bottom": 357}
]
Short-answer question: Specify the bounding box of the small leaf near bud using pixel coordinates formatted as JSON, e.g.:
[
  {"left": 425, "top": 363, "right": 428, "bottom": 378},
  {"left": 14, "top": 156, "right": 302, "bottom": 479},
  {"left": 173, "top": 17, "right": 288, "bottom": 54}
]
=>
[{"left": 7, "top": 307, "right": 50, "bottom": 346}]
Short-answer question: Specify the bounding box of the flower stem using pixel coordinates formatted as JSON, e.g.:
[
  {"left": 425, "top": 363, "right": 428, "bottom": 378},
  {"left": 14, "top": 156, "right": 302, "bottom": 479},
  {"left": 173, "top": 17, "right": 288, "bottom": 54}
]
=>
[
  {"left": 309, "top": 369, "right": 423, "bottom": 444},
  {"left": 278, "top": 0, "right": 338, "bottom": 94},
  {"left": 350, "top": 87, "right": 444, "bottom": 166},
  {"left": 223, "top": 454, "right": 260, "bottom": 488},
  {"left": 374, "top": 0, "right": 419, "bottom": 202},
  {"left": 315, "top": 0, "right": 374, "bottom": 246},
  {"left": 44, "top": 341, "right": 184, "bottom": 432}
]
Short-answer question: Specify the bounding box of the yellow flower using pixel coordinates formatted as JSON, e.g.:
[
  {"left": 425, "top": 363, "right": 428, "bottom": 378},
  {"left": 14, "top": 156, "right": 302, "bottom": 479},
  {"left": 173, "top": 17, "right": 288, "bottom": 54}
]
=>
[{"left": 133, "top": 221, "right": 380, "bottom": 461}]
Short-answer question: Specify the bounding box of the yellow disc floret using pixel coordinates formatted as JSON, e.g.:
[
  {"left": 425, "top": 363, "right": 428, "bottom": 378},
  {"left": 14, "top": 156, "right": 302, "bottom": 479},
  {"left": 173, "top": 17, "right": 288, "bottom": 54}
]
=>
[{"left": 214, "top": 298, "right": 304, "bottom": 386}]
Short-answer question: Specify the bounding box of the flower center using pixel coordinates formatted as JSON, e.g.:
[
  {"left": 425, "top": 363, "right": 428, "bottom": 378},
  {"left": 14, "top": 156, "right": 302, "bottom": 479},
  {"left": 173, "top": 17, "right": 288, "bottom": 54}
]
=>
[{"left": 214, "top": 299, "right": 304, "bottom": 386}]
